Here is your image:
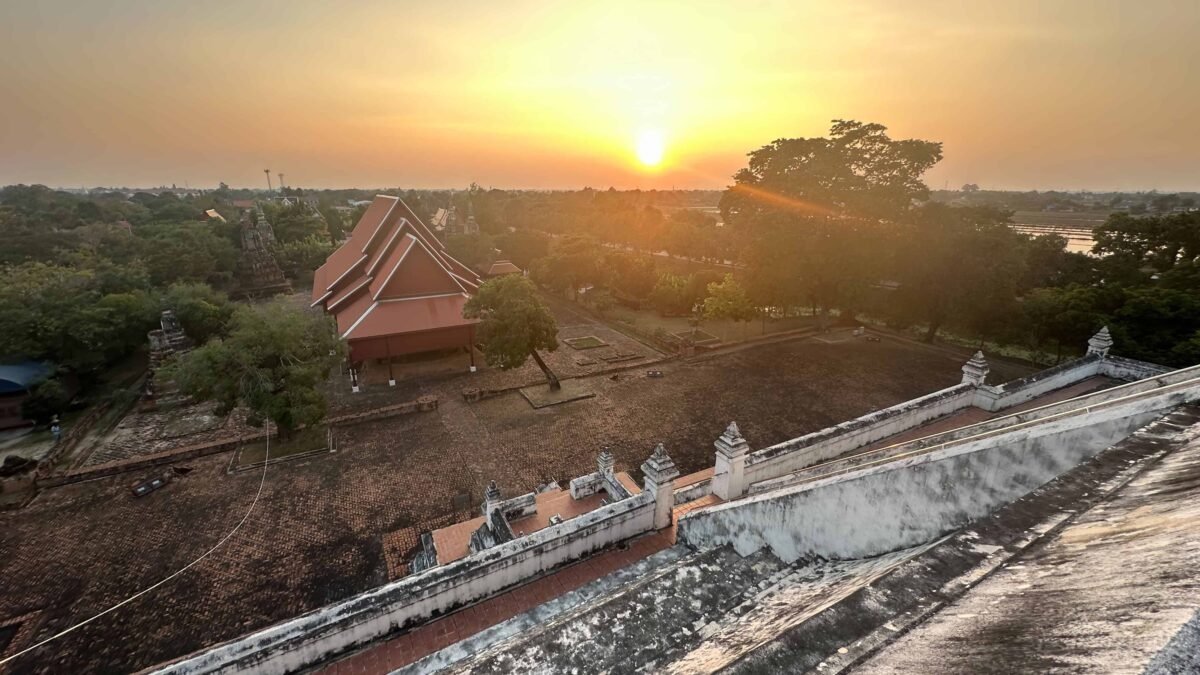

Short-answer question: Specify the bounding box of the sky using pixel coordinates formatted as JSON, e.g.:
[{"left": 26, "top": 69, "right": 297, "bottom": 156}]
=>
[{"left": 2, "top": 0, "right": 1199, "bottom": 192}]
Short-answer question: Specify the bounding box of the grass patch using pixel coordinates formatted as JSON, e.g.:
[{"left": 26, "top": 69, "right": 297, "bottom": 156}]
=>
[
  {"left": 563, "top": 335, "right": 608, "bottom": 350},
  {"left": 237, "top": 426, "right": 328, "bottom": 467}
]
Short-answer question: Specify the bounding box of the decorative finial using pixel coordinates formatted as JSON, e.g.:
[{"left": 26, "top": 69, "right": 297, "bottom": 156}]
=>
[
  {"left": 724, "top": 421, "right": 742, "bottom": 441},
  {"left": 1087, "top": 326, "right": 1114, "bottom": 358}
]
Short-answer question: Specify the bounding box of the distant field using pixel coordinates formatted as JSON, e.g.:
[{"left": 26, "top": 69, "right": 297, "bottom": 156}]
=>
[{"left": 1009, "top": 210, "right": 1110, "bottom": 228}]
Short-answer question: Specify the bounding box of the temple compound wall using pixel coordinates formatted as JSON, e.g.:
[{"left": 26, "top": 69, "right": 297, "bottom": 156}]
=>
[
  {"left": 706, "top": 327, "right": 1169, "bottom": 502},
  {"left": 155, "top": 447, "right": 679, "bottom": 675},
  {"left": 678, "top": 362, "right": 1200, "bottom": 562}
]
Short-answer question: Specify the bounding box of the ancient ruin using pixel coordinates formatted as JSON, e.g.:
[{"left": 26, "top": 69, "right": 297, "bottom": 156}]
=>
[{"left": 232, "top": 206, "right": 290, "bottom": 299}]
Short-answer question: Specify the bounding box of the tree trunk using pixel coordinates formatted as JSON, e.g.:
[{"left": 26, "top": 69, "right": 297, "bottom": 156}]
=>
[
  {"left": 276, "top": 422, "right": 293, "bottom": 443},
  {"left": 923, "top": 320, "right": 941, "bottom": 343},
  {"left": 530, "top": 349, "right": 561, "bottom": 390}
]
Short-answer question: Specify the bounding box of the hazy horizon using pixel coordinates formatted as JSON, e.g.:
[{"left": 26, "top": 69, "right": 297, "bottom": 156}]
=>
[{"left": 4, "top": 0, "right": 1199, "bottom": 192}]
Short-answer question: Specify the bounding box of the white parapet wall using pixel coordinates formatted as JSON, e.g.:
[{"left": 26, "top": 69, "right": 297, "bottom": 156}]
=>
[
  {"left": 679, "top": 366, "right": 1200, "bottom": 563},
  {"left": 157, "top": 491, "right": 657, "bottom": 675},
  {"left": 740, "top": 352, "right": 1169, "bottom": 494},
  {"left": 751, "top": 363, "right": 1200, "bottom": 496},
  {"left": 972, "top": 354, "right": 1104, "bottom": 411},
  {"left": 744, "top": 382, "right": 977, "bottom": 487}
]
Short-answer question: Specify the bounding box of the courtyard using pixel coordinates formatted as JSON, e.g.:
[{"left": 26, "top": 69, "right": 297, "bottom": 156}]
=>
[{"left": 0, "top": 333, "right": 1033, "bottom": 673}]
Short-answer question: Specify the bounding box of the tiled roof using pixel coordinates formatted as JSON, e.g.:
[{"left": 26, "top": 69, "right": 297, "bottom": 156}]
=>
[{"left": 310, "top": 195, "right": 482, "bottom": 339}]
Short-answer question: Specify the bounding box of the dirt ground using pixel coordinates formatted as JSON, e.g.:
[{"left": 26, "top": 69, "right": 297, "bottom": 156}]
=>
[{"left": 0, "top": 333, "right": 1031, "bottom": 673}]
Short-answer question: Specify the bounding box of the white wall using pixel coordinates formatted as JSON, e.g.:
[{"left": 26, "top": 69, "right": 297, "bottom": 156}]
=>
[
  {"left": 973, "top": 356, "right": 1103, "bottom": 411},
  {"left": 679, "top": 373, "right": 1200, "bottom": 563},
  {"left": 745, "top": 383, "right": 976, "bottom": 486},
  {"left": 158, "top": 492, "right": 657, "bottom": 675}
]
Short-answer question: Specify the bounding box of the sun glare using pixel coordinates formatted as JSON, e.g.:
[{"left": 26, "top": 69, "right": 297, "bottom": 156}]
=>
[{"left": 635, "top": 129, "right": 665, "bottom": 167}]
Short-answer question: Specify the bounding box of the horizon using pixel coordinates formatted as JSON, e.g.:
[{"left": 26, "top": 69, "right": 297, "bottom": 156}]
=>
[{"left": 3, "top": 1, "right": 1200, "bottom": 192}]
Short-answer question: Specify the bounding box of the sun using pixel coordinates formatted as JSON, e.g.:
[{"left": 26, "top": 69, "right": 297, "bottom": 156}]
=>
[{"left": 635, "top": 129, "right": 665, "bottom": 167}]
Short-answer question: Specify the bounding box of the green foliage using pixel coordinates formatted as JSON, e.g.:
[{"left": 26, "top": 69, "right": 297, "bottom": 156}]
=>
[
  {"left": 277, "top": 235, "right": 335, "bottom": 283},
  {"left": 21, "top": 377, "right": 69, "bottom": 425},
  {"left": 720, "top": 120, "right": 943, "bottom": 226},
  {"left": 161, "top": 282, "right": 234, "bottom": 343},
  {"left": 495, "top": 230, "right": 550, "bottom": 269},
  {"left": 463, "top": 275, "right": 558, "bottom": 370},
  {"left": 170, "top": 302, "right": 344, "bottom": 436},
  {"left": 893, "top": 204, "right": 1026, "bottom": 342},
  {"left": 531, "top": 235, "right": 602, "bottom": 296},
  {"left": 268, "top": 203, "right": 329, "bottom": 243},
  {"left": 704, "top": 274, "right": 756, "bottom": 323},
  {"left": 603, "top": 251, "right": 657, "bottom": 299},
  {"left": 0, "top": 263, "right": 155, "bottom": 378},
  {"left": 445, "top": 233, "right": 497, "bottom": 271},
  {"left": 138, "top": 221, "right": 239, "bottom": 286},
  {"left": 650, "top": 272, "right": 693, "bottom": 316}
]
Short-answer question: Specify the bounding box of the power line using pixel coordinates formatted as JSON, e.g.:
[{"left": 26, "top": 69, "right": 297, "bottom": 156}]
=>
[{"left": 1, "top": 430, "right": 273, "bottom": 666}]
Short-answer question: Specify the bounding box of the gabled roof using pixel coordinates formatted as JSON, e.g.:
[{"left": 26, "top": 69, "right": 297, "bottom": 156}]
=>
[
  {"left": 486, "top": 260, "right": 523, "bottom": 277},
  {"left": 311, "top": 195, "right": 482, "bottom": 340}
]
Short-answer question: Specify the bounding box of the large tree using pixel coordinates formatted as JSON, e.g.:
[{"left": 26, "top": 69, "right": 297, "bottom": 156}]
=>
[
  {"left": 720, "top": 120, "right": 943, "bottom": 226},
  {"left": 171, "top": 302, "right": 344, "bottom": 438},
  {"left": 463, "top": 275, "right": 561, "bottom": 389}
]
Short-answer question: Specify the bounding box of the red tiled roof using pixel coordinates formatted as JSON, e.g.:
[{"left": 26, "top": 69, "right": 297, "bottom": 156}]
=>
[
  {"left": 430, "top": 476, "right": 634, "bottom": 565},
  {"left": 344, "top": 293, "right": 476, "bottom": 340},
  {"left": 311, "top": 195, "right": 483, "bottom": 339}
]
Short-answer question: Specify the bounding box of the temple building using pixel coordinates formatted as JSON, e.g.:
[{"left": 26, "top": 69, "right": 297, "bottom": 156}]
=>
[{"left": 311, "top": 195, "right": 483, "bottom": 376}]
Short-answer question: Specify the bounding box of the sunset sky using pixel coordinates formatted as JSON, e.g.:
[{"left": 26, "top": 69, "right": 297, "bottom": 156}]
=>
[{"left": 3, "top": 0, "right": 1198, "bottom": 191}]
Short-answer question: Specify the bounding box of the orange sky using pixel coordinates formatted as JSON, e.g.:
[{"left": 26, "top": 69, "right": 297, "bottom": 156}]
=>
[{"left": 2, "top": 1, "right": 1199, "bottom": 191}]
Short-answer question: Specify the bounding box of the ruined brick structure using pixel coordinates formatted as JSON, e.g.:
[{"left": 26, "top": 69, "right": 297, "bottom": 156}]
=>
[
  {"left": 143, "top": 310, "right": 194, "bottom": 408},
  {"left": 233, "top": 206, "right": 291, "bottom": 299}
]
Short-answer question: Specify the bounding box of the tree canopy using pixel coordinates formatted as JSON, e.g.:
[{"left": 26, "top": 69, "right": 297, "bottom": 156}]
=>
[
  {"left": 463, "top": 275, "right": 560, "bottom": 387},
  {"left": 170, "top": 302, "right": 343, "bottom": 437}
]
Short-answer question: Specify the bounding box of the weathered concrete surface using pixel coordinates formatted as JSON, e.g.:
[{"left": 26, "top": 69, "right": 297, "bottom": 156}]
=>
[
  {"left": 433, "top": 544, "right": 937, "bottom": 675},
  {"left": 854, "top": 407, "right": 1200, "bottom": 673},
  {"left": 717, "top": 405, "right": 1200, "bottom": 674},
  {"left": 679, "top": 377, "right": 1200, "bottom": 562}
]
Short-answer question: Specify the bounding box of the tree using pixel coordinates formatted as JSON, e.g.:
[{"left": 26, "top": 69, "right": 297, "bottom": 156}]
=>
[
  {"left": 704, "top": 274, "right": 757, "bottom": 337},
  {"left": 893, "top": 204, "right": 1025, "bottom": 342},
  {"left": 269, "top": 203, "right": 329, "bottom": 243},
  {"left": 720, "top": 120, "right": 943, "bottom": 226},
  {"left": 531, "top": 235, "right": 601, "bottom": 298},
  {"left": 650, "top": 272, "right": 693, "bottom": 316},
  {"left": 21, "top": 377, "right": 69, "bottom": 426},
  {"left": 445, "top": 233, "right": 497, "bottom": 272},
  {"left": 463, "top": 275, "right": 561, "bottom": 389},
  {"left": 1021, "top": 285, "right": 1108, "bottom": 362},
  {"left": 161, "top": 282, "right": 234, "bottom": 343},
  {"left": 170, "top": 302, "right": 344, "bottom": 439},
  {"left": 277, "top": 235, "right": 335, "bottom": 283}
]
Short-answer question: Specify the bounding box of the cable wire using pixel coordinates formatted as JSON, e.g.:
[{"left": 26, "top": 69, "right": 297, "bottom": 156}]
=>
[{"left": 1, "top": 429, "right": 272, "bottom": 666}]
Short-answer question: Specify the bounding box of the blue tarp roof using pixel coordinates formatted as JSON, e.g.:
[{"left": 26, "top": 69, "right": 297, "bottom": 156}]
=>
[{"left": 0, "top": 361, "right": 53, "bottom": 395}]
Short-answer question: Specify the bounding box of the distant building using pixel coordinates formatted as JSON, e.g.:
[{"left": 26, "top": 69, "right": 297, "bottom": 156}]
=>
[{"left": 484, "top": 260, "right": 523, "bottom": 278}]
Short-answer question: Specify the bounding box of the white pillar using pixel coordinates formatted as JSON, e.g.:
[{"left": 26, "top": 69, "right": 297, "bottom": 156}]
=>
[
  {"left": 712, "top": 421, "right": 750, "bottom": 500},
  {"left": 961, "top": 351, "right": 989, "bottom": 386},
  {"left": 642, "top": 443, "right": 680, "bottom": 530}
]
